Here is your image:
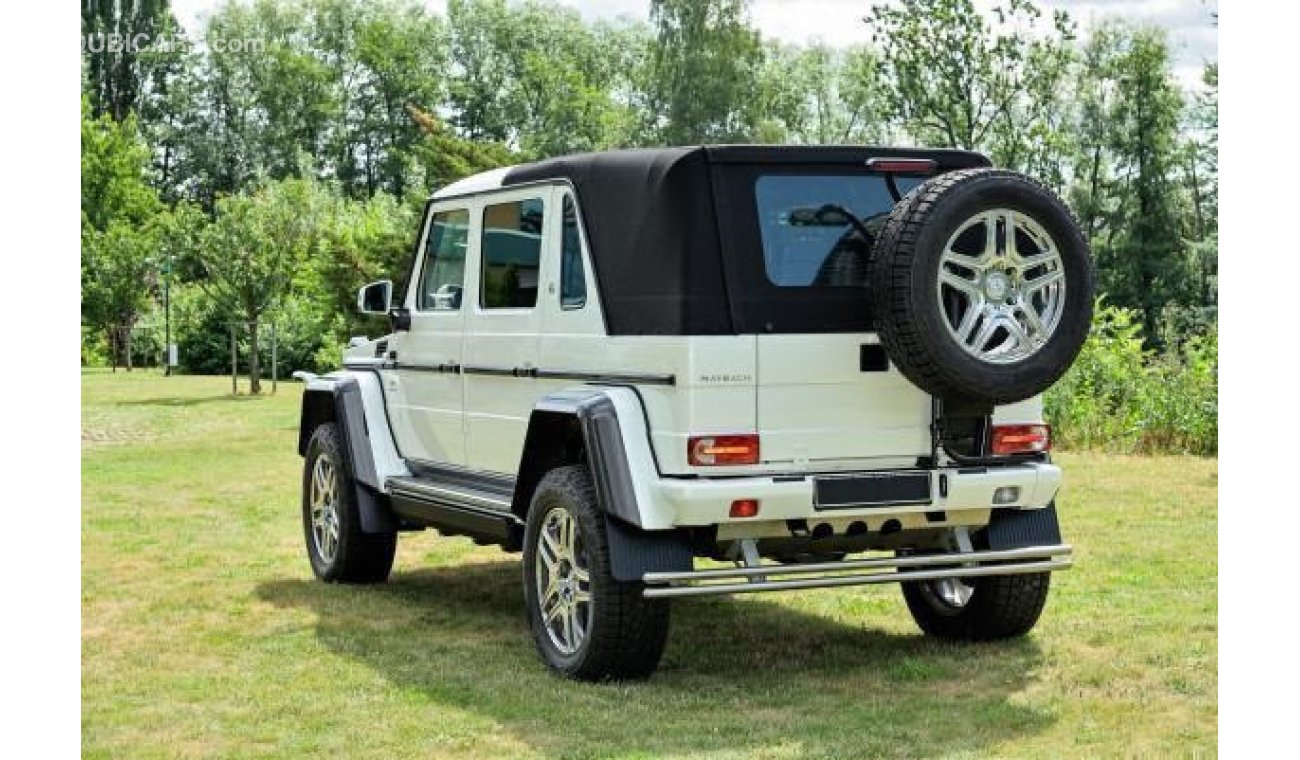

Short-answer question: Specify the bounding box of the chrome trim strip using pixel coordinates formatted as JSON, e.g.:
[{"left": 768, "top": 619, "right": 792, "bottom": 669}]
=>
[
  {"left": 644, "top": 544, "right": 1071, "bottom": 584},
  {"left": 642, "top": 557, "right": 1072, "bottom": 598},
  {"left": 388, "top": 478, "right": 515, "bottom": 516}
]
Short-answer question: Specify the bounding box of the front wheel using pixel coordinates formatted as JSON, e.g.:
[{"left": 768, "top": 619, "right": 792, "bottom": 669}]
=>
[
  {"left": 302, "top": 422, "right": 396, "bottom": 583},
  {"left": 901, "top": 571, "right": 1051, "bottom": 641},
  {"left": 522, "top": 465, "right": 670, "bottom": 681}
]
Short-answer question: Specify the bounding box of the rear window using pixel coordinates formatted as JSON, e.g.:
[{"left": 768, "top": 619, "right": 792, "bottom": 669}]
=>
[
  {"left": 480, "top": 198, "right": 544, "bottom": 309},
  {"left": 754, "top": 175, "right": 921, "bottom": 288}
]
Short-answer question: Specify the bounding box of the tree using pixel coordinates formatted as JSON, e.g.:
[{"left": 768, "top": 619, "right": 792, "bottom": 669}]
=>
[
  {"left": 645, "top": 0, "right": 762, "bottom": 144},
  {"left": 81, "top": 98, "right": 162, "bottom": 369},
  {"left": 864, "top": 0, "right": 1074, "bottom": 179},
  {"left": 82, "top": 0, "right": 175, "bottom": 121},
  {"left": 191, "top": 179, "right": 328, "bottom": 393},
  {"left": 1097, "top": 27, "right": 1189, "bottom": 343}
]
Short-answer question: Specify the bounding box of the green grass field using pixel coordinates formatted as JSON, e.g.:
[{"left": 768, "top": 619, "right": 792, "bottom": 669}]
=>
[{"left": 82, "top": 370, "right": 1217, "bottom": 759}]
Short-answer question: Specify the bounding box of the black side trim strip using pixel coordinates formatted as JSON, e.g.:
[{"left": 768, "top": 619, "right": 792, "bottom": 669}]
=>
[
  {"left": 536, "top": 368, "right": 676, "bottom": 386},
  {"left": 347, "top": 360, "right": 676, "bottom": 386}
]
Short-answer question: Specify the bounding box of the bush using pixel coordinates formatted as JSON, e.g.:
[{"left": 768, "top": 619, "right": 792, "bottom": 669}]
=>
[{"left": 1045, "top": 302, "right": 1217, "bottom": 455}]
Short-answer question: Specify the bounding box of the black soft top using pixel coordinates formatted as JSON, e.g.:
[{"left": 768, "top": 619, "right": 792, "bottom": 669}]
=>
[{"left": 502, "top": 145, "right": 990, "bottom": 335}]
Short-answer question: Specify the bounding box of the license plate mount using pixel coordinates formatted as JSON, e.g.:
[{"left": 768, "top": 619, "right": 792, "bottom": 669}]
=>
[{"left": 813, "top": 471, "right": 932, "bottom": 510}]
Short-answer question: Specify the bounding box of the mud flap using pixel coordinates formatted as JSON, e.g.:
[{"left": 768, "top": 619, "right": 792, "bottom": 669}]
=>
[
  {"left": 985, "top": 502, "right": 1062, "bottom": 550},
  {"left": 604, "top": 515, "right": 694, "bottom": 582}
]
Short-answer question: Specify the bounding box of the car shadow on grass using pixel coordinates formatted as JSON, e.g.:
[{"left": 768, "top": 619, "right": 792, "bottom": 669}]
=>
[{"left": 258, "top": 560, "right": 1054, "bottom": 758}]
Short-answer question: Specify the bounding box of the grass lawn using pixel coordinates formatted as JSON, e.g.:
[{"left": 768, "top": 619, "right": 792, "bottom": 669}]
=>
[{"left": 82, "top": 369, "right": 1217, "bottom": 759}]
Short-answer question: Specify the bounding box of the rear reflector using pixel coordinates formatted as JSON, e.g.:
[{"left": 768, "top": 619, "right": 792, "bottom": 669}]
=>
[
  {"left": 688, "top": 434, "right": 760, "bottom": 466},
  {"left": 865, "top": 157, "right": 938, "bottom": 176},
  {"left": 990, "top": 424, "right": 1052, "bottom": 456},
  {"left": 729, "top": 499, "right": 760, "bottom": 518}
]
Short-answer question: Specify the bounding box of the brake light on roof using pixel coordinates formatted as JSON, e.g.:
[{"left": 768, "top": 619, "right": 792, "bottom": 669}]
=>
[
  {"left": 688, "top": 435, "right": 760, "bottom": 466},
  {"left": 990, "top": 424, "right": 1052, "bottom": 456},
  {"left": 865, "top": 157, "right": 938, "bottom": 175}
]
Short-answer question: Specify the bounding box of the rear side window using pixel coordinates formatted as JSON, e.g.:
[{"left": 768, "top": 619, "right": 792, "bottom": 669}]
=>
[
  {"left": 417, "top": 208, "right": 469, "bottom": 311},
  {"left": 560, "top": 195, "right": 586, "bottom": 309},
  {"left": 754, "top": 175, "right": 920, "bottom": 287},
  {"left": 481, "top": 198, "right": 544, "bottom": 309}
]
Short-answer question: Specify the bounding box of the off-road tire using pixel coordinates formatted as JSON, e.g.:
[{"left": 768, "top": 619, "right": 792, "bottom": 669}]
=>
[
  {"left": 523, "top": 465, "right": 671, "bottom": 681},
  {"left": 901, "top": 571, "right": 1051, "bottom": 641},
  {"left": 869, "top": 168, "right": 1096, "bottom": 404},
  {"left": 302, "top": 423, "right": 396, "bottom": 583}
]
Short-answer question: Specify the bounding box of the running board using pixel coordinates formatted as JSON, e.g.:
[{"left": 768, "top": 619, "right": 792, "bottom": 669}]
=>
[
  {"left": 388, "top": 475, "right": 522, "bottom": 550},
  {"left": 641, "top": 544, "right": 1072, "bottom": 598}
]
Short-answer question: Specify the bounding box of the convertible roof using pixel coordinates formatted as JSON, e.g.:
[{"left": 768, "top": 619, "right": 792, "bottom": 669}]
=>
[{"left": 468, "top": 145, "right": 990, "bottom": 335}]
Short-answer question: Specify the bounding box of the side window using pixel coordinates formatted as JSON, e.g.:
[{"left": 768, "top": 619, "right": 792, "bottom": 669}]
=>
[
  {"left": 416, "top": 208, "right": 469, "bottom": 311},
  {"left": 560, "top": 195, "right": 587, "bottom": 309},
  {"left": 480, "top": 198, "right": 544, "bottom": 309}
]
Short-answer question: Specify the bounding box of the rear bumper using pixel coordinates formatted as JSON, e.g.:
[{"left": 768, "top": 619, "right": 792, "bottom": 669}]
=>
[
  {"left": 655, "top": 462, "right": 1061, "bottom": 527},
  {"left": 642, "top": 543, "right": 1072, "bottom": 598}
]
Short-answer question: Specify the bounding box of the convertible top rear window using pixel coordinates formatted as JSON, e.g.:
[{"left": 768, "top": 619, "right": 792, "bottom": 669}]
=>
[{"left": 755, "top": 175, "right": 921, "bottom": 288}]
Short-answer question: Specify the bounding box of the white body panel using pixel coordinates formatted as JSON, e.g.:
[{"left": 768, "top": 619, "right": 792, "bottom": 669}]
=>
[
  {"left": 757, "top": 333, "right": 929, "bottom": 469},
  {"left": 303, "top": 371, "right": 411, "bottom": 489}
]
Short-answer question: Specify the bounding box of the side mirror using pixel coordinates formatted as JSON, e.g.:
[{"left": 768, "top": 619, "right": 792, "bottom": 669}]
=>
[{"left": 357, "top": 280, "right": 393, "bottom": 315}]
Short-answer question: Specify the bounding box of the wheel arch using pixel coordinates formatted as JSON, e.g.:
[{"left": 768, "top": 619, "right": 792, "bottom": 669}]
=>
[
  {"left": 298, "top": 372, "right": 407, "bottom": 534},
  {"left": 512, "top": 387, "right": 693, "bottom": 582}
]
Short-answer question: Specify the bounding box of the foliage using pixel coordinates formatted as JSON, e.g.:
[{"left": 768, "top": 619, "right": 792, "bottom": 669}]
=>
[
  {"left": 865, "top": 0, "right": 1075, "bottom": 179},
  {"left": 187, "top": 178, "right": 330, "bottom": 392},
  {"left": 81, "top": 98, "right": 163, "bottom": 369},
  {"left": 646, "top": 0, "right": 763, "bottom": 144},
  {"left": 1046, "top": 303, "right": 1217, "bottom": 455}
]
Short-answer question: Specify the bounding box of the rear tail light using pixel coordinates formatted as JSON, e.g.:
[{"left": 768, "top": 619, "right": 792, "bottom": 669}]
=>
[
  {"left": 688, "top": 434, "right": 760, "bottom": 466},
  {"left": 729, "top": 499, "right": 760, "bottom": 518},
  {"left": 990, "top": 424, "right": 1051, "bottom": 456}
]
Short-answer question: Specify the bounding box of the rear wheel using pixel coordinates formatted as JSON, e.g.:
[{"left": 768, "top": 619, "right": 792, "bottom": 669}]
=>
[
  {"left": 523, "top": 465, "right": 670, "bottom": 680},
  {"left": 901, "top": 571, "right": 1051, "bottom": 641},
  {"left": 302, "top": 423, "right": 396, "bottom": 583}
]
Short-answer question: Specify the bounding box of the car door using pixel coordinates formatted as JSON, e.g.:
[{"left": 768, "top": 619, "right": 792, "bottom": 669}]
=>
[
  {"left": 463, "top": 189, "right": 550, "bottom": 475},
  {"left": 384, "top": 204, "right": 471, "bottom": 466}
]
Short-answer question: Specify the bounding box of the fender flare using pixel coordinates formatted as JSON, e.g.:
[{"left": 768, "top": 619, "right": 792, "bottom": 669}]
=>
[
  {"left": 298, "top": 372, "right": 407, "bottom": 534},
  {"left": 512, "top": 387, "right": 692, "bottom": 581}
]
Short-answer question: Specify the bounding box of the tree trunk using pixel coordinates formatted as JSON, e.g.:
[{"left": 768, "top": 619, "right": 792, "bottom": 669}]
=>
[
  {"left": 248, "top": 319, "right": 262, "bottom": 395},
  {"left": 109, "top": 327, "right": 118, "bottom": 372},
  {"left": 125, "top": 327, "right": 134, "bottom": 372}
]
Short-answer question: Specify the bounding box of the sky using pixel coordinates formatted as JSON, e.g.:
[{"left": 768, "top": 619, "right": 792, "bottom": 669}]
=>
[{"left": 172, "top": 0, "right": 1218, "bottom": 88}]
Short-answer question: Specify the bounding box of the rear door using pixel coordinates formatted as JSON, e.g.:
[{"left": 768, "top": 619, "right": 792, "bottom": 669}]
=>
[
  {"left": 757, "top": 334, "right": 931, "bottom": 468},
  {"left": 463, "top": 189, "right": 549, "bottom": 475},
  {"left": 740, "top": 170, "right": 933, "bottom": 469}
]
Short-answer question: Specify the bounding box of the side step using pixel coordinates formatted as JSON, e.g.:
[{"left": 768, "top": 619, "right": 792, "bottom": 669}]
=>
[
  {"left": 388, "top": 474, "right": 522, "bottom": 550},
  {"left": 641, "top": 544, "right": 1072, "bottom": 598}
]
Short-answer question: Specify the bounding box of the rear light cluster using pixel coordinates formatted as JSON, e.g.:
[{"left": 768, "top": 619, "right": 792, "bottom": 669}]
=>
[
  {"left": 990, "top": 424, "right": 1051, "bottom": 456},
  {"left": 687, "top": 434, "right": 760, "bottom": 466}
]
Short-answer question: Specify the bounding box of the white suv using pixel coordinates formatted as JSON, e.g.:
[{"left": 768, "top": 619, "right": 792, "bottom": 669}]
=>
[{"left": 296, "top": 145, "right": 1095, "bottom": 680}]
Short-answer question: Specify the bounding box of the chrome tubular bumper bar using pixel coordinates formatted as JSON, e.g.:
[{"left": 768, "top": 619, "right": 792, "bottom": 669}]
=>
[{"left": 641, "top": 544, "right": 1073, "bottom": 599}]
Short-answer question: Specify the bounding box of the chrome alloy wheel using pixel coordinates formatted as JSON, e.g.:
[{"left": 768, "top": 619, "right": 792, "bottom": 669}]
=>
[
  {"left": 936, "top": 209, "right": 1067, "bottom": 364},
  {"left": 309, "top": 454, "right": 341, "bottom": 563},
  {"left": 929, "top": 577, "right": 975, "bottom": 609},
  {"left": 535, "top": 507, "right": 592, "bottom": 656}
]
